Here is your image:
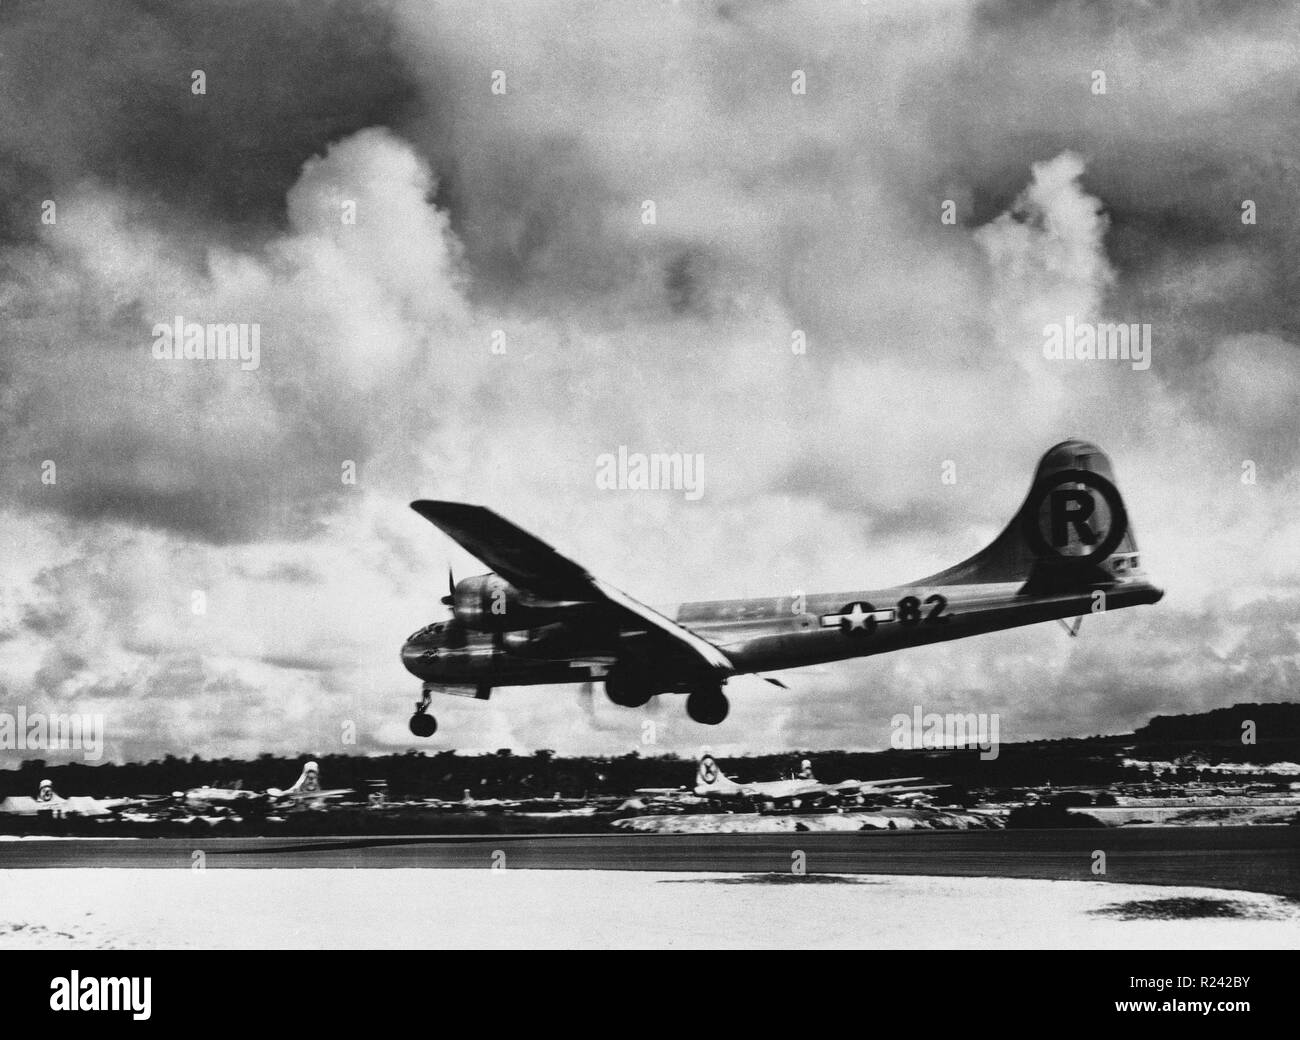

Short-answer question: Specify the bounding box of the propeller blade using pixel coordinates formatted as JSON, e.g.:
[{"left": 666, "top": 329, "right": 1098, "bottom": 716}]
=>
[
  {"left": 440, "top": 565, "right": 456, "bottom": 606},
  {"left": 576, "top": 681, "right": 597, "bottom": 723}
]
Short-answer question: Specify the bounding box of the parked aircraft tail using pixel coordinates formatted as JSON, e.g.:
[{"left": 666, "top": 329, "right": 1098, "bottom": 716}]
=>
[
  {"left": 695, "top": 750, "right": 741, "bottom": 792},
  {"left": 286, "top": 761, "right": 321, "bottom": 794},
  {"left": 268, "top": 761, "right": 324, "bottom": 800}
]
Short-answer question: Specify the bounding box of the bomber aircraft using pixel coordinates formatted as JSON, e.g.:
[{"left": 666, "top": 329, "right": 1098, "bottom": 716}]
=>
[
  {"left": 689, "top": 751, "right": 944, "bottom": 804},
  {"left": 266, "top": 761, "right": 353, "bottom": 807},
  {"left": 401, "top": 440, "right": 1162, "bottom": 735},
  {"left": 177, "top": 762, "right": 350, "bottom": 812}
]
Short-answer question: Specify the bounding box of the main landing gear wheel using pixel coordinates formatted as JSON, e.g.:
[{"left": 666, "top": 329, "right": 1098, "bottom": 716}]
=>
[
  {"left": 605, "top": 667, "right": 653, "bottom": 708},
  {"left": 410, "top": 690, "right": 437, "bottom": 737},
  {"left": 686, "top": 686, "right": 729, "bottom": 725}
]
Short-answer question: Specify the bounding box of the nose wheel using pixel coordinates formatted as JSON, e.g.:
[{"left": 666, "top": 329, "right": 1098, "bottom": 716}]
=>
[{"left": 409, "top": 690, "right": 438, "bottom": 737}]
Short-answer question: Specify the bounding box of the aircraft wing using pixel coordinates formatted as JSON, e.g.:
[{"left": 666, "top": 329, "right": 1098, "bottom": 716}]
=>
[
  {"left": 706, "top": 782, "right": 936, "bottom": 808},
  {"left": 272, "top": 788, "right": 353, "bottom": 802},
  {"left": 826, "top": 777, "right": 927, "bottom": 792},
  {"left": 411, "top": 501, "right": 733, "bottom": 673},
  {"left": 733, "top": 781, "right": 823, "bottom": 800},
  {"left": 842, "top": 783, "right": 950, "bottom": 800}
]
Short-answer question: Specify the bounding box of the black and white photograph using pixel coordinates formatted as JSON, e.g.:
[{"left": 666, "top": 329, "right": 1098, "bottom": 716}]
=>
[{"left": 0, "top": 0, "right": 1296, "bottom": 995}]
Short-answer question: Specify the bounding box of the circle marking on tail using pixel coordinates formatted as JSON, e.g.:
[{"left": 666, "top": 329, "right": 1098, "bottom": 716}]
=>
[{"left": 1023, "top": 469, "right": 1127, "bottom": 563}]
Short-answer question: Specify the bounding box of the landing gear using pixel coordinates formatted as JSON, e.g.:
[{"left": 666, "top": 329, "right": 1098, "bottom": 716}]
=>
[
  {"left": 409, "top": 689, "right": 437, "bottom": 737},
  {"left": 686, "top": 684, "right": 729, "bottom": 725},
  {"left": 605, "top": 666, "right": 653, "bottom": 708}
]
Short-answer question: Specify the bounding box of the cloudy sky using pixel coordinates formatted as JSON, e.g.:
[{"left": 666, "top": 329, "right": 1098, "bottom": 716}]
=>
[{"left": 0, "top": 0, "right": 1297, "bottom": 763}]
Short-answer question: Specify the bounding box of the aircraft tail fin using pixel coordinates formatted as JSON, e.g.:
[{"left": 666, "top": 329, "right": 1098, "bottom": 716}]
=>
[
  {"left": 915, "top": 439, "right": 1152, "bottom": 594},
  {"left": 695, "top": 750, "right": 734, "bottom": 791},
  {"left": 286, "top": 761, "right": 321, "bottom": 795}
]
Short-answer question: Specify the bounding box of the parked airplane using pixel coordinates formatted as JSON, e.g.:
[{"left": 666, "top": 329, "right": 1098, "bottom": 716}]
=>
[
  {"left": 178, "top": 763, "right": 350, "bottom": 812},
  {"left": 0, "top": 779, "right": 67, "bottom": 815},
  {"left": 266, "top": 761, "right": 352, "bottom": 807},
  {"left": 634, "top": 755, "right": 816, "bottom": 801},
  {"left": 692, "top": 752, "right": 824, "bottom": 800},
  {"left": 175, "top": 783, "right": 265, "bottom": 812},
  {"left": 456, "top": 787, "right": 521, "bottom": 810},
  {"left": 402, "top": 440, "right": 1162, "bottom": 734},
  {"left": 0, "top": 779, "right": 147, "bottom": 818},
  {"left": 691, "top": 751, "right": 944, "bottom": 803}
]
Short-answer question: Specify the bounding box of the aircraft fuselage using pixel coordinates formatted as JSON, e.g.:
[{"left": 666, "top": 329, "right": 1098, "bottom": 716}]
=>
[{"left": 401, "top": 568, "right": 1163, "bottom": 691}]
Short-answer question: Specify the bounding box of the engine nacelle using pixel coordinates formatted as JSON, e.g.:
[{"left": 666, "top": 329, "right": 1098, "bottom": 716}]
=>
[
  {"left": 450, "top": 573, "right": 584, "bottom": 632},
  {"left": 502, "top": 622, "right": 612, "bottom": 660}
]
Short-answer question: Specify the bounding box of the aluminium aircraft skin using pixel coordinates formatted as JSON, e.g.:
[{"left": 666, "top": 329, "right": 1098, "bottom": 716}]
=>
[
  {"left": 401, "top": 439, "right": 1163, "bottom": 734},
  {"left": 689, "top": 752, "right": 943, "bottom": 803},
  {"left": 178, "top": 763, "right": 351, "bottom": 812}
]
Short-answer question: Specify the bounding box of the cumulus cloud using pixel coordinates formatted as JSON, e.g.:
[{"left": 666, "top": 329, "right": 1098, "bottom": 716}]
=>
[
  {"left": 2, "top": 128, "right": 468, "bottom": 542},
  {"left": 0, "top": 0, "right": 1297, "bottom": 761}
]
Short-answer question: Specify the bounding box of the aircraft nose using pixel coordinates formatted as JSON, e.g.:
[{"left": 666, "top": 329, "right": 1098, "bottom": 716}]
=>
[{"left": 401, "top": 640, "right": 426, "bottom": 678}]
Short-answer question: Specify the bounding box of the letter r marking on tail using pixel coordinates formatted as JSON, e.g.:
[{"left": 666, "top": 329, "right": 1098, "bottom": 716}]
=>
[{"left": 1050, "top": 488, "right": 1098, "bottom": 546}]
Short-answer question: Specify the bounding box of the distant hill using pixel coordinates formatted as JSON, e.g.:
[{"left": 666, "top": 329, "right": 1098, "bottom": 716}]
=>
[{"left": 1135, "top": 702, "right": 1300, "bottom": 742}]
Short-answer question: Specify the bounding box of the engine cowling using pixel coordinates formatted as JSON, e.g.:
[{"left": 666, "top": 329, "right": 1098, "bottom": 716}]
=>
[
  {"left": 502, "top": 622, "right": 613, "bottom": 660},
  {"left": 450, "top": 573, "right": 585, "bottom": 632}
]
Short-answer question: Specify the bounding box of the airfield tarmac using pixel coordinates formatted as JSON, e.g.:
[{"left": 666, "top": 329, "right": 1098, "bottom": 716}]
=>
[
  {"left": 2, "top": 829, "right": 1296, "bottom": 948},
  {"left": 3, "top": 827, "right": 1298, "bottom": 895}
]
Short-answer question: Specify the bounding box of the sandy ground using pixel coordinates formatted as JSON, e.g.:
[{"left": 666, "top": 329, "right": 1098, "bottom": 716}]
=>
[{"left": 0, "top": 869, "right": 1296, "bottom": 948}]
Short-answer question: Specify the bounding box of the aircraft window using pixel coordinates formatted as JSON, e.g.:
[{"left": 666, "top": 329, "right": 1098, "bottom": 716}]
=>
[{"left": 1131, "top": 555, "right": 1139, "bottom": 568}]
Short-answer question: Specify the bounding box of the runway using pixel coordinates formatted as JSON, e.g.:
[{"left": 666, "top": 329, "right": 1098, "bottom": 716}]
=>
[{"left": 4, "top": 826, "right": 1298, "bottom": 897}]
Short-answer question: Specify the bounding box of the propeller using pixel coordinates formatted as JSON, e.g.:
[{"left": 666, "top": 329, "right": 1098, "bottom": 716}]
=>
[
  {"left": 440, "top": 566, "right": 456, "bottom": 607},
  {"left": 576, "top": 680, "right": 597, "bottom": 723}
]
